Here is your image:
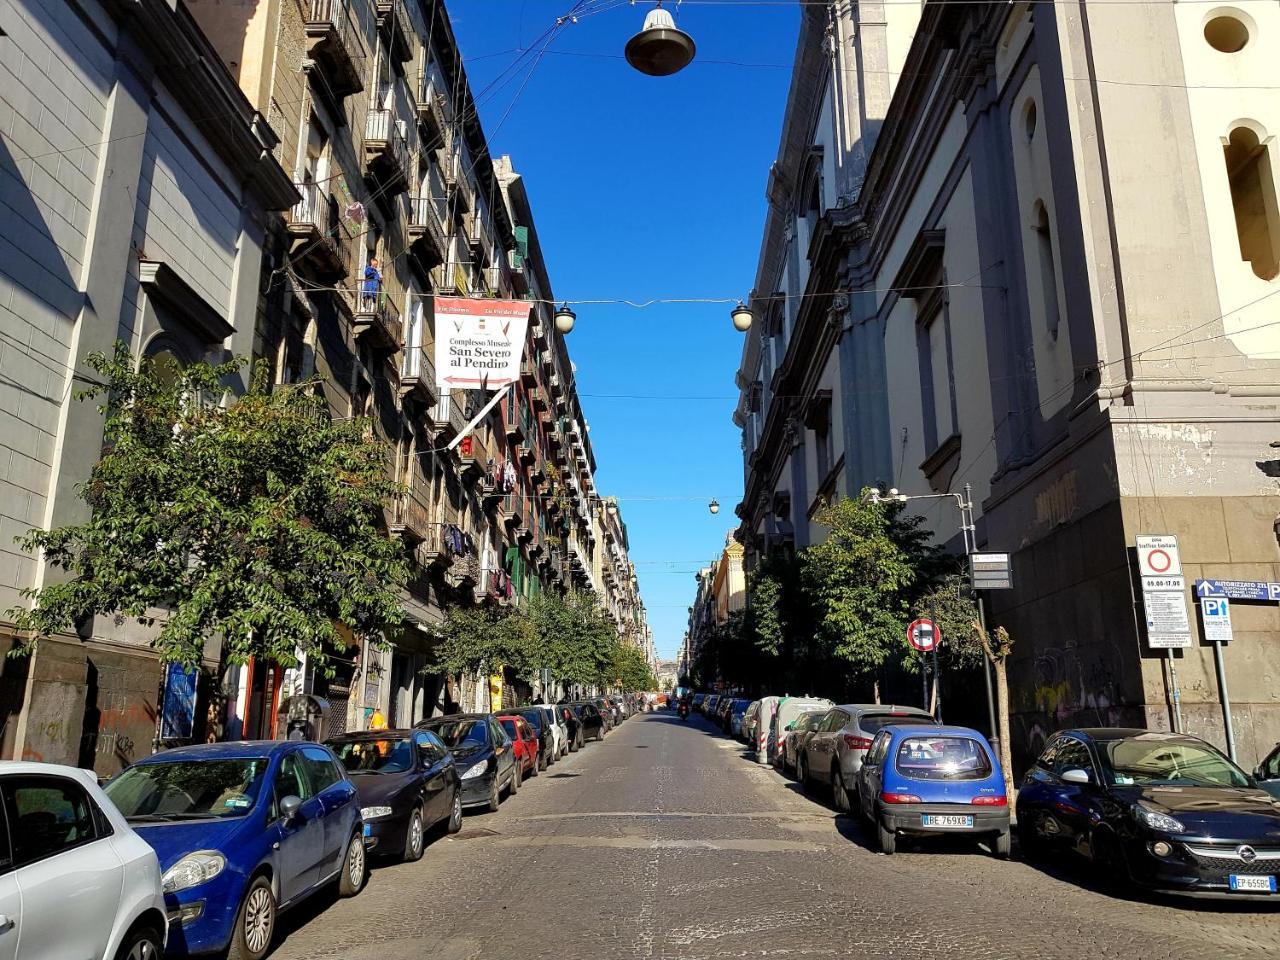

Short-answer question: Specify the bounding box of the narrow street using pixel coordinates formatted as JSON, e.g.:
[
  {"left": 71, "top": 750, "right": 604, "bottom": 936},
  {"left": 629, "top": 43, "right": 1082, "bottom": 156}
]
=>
[{"left": 270, "top": 713, "right": 1280, "bottom": 960}]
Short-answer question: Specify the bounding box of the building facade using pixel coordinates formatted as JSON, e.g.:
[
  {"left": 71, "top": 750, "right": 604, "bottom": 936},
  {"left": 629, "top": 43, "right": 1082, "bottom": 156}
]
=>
[{"left": 736, "top": 0, "right": 1280, "bottom": 768}]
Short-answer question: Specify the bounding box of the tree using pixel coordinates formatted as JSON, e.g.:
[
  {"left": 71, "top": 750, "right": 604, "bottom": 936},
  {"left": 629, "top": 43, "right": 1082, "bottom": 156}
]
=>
[
  {"left": 903, "top": 572, "right": 983, "bottom": 712},
  {"left": 606, "top": 639, "right": 656, "bottom": 692},
  {"left": 7, "top": 344, "right": 409, "bottom": 673},
  {"left": 973, "top": 619, "right": 1016, "bottom": 801},
  {"left": 800, "top": 495, "right": 938, "bottom": 699},
  {"left": 427, "top": 605, "right": 541, "bottom": 686},
  {"left": 526, "top": 590, "right": 614, "bottom": 690}
]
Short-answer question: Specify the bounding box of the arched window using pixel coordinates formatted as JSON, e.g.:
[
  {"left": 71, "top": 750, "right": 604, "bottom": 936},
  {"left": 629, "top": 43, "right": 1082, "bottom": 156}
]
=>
[
  {"left": 1033, "top": 202, "right": 1062, "bottom": 339},
  {"left": 1224, "top": 126, "right": 1280, "bottom": 280}
]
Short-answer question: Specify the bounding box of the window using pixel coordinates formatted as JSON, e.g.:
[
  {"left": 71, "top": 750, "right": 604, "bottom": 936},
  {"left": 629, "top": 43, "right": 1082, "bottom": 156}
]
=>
[
  {"left": 274, "top": 754, "right": 313, "bottom": 814},
  {"left": 1260, "top": 746, "right": 1280, "bottom": 780},
  {"left": 1224, "top": 126, "right": 1280, "bottom": 280},
  {"left": 2, "top": 776, "right": 100, "bottom": 866},
  {"left": 1034, "top": 203, "right": 1062, "bottom": 338},
  {"left": 1052, "top": 739, "right": 1094, "bottom": 779},
  {"left": 302, "top": 747, "right": 342, "bottom": 792},
  {"left": 866, "top": 732, "right": 892, "bottom": 767},
  {"left": 807, "top": 392, "right": 835, "bottom": 481},
  {"left": 1204, "top": 13, "right": 1249, "bottom": 52},
  {"left": 106, "top": 760, "right": 268, "bottom": 820},
  {"left": 895, "top": 736, "right": 993, "bottom": 781}
]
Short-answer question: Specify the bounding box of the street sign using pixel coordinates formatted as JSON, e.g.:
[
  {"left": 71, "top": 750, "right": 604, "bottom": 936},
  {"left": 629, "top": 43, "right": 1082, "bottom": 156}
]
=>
[
  {"left": 1196, "top": 578, "right": 1280, "bottom": 602},
  {"left": 969, "top": 552, "right": 1013, "bottom": 591},
  {"left": 1201, "top": 597, "right": 1234, "bottom": 644},
  {"left": 1136, "top": 535, "right": 1182, "bottom": 577},
  {"left": 1142, "top": 575, "right": 1192, "bottom": 649},
  {"left": 434, "top": 297, "right": 531, "bottom": 389},
  {"left": 907, "top": 618, "right": 939, "bottom": 652}
]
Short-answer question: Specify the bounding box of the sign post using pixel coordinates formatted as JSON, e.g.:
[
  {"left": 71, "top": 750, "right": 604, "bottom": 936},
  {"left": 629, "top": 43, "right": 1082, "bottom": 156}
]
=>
[
  {"left": 1136, "top": 535, "right": 1190, "bottom": 734},
  {"left": 908, "top": 618, "right": 939, "bottom": 714},
  {"left": 1199, "top": 596, "right": 1238, "bottom": 762}
]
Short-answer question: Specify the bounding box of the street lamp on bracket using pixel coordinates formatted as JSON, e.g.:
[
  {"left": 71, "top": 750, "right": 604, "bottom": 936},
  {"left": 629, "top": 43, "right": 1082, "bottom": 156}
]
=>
[{"left": 625, "top": 3, "right": 696, "bottom": 77}]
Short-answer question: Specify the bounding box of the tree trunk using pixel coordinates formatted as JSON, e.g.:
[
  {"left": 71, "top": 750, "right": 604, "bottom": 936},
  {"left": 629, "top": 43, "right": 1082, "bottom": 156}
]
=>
[
  {"left": 873, "top": 675, "right": 881, "bottom": 705},
  {"left": 994, "top": 658, "right": 1015, "bottom": 802}
]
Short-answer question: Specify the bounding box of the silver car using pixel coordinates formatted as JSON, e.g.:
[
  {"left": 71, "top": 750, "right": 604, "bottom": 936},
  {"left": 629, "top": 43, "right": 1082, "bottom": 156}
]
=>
[
  {"left": 781, "top": 709, "right": 827, "bottom": 775},
  {"left": 799, "top": 704, "right": 937, "bottom": 811}
]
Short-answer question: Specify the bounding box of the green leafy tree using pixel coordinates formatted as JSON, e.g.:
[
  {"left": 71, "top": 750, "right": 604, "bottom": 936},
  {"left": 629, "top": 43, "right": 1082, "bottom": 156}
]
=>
[
  {"left": 428, "top": 605, "right": 540, "bottom": 683},
  {"left": 7, "top": 344, "right": 409, "bottom": 672},
  {"left": 526, "top": 590, "right": 614, "bottom": 689},
  {"left": 800, "top": 494, "right": 939, "bottom": 699},
  {"left": 606, "top": 639, "right": 656, "bottom": 692}
]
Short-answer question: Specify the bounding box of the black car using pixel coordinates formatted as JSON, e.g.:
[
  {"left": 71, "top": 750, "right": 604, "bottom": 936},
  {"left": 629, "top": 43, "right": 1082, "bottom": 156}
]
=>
[
  {"left": 416, "top": 713, "right": 518, "bottom": 812},
  {"left": 569, "top": 702, "right": 606, "bottom": 742},
  {"left": 554, "top": 703, "right": 584, "bottom": 750},
  {"left": 1017, "top": 728, "right": 1280, "bottom": 898},
  {"left": 592, "top": 698, "right": 615, "bottom": 732},
  {"left": 498, "top": 708, "right": 555, "bottom": 771},
  {"left": 327, "top": 729, "right": 462, "bottom": 861}
]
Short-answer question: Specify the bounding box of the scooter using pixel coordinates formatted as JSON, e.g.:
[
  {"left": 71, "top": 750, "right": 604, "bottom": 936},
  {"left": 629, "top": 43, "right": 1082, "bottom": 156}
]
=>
[{"left": 678, "top": 702, "right": 689, "bottom": 720}]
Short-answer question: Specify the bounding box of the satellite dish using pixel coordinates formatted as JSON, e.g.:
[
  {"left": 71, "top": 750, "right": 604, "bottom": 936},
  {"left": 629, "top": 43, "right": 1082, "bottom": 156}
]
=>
[{"left": 625, "top": 5, "right": 696, "bottom": 77}]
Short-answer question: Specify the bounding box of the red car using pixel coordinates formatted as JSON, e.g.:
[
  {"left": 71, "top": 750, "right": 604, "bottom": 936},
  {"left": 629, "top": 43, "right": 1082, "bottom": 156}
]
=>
[{"left": 499, "top": 714, "right": 540, "bottom": 781}]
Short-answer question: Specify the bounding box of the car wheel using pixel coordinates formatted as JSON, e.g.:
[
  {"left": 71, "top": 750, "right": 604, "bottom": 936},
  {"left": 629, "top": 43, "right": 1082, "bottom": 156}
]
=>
[
  {"left": 338, "top": 831, "right": 366, "bottom": 897},
  {"left": 511, "top": 760, "right": 523, "bottom": 794},
  {"left": 832, "top": 766, "right": 851, "bottom": 813},
  {"left": 487, "top": 775, "right": 501, "bottom": 812},
  {"left": 403, "top": 808, "right": 426, "bottom": 862},
  {"left": 877, "top": 819, "right": 896, "bottom": 855},
  {"left": 447, "top": 788, "right": 463, "bottom": 833},
  {"left": 798, "top": 755, "right": 811, "bottom": 791},
  {"left": 1090, "top": 829, "right": 1129, "bottom": 891},
  {"left": 227, "top": 876, "right": 276, "bottom": 960},
  {"left": 114, "top": 924, "right": 163, "bottom": 960},
  {"left": 1017, "top": 819, "right": 1044, "bottom": 860},
  {"left": 535, "top": 750, "right": 545, "bottom": 774},
  {"left": 992, "top": 828, "right": 1012, "bottom": 859}
]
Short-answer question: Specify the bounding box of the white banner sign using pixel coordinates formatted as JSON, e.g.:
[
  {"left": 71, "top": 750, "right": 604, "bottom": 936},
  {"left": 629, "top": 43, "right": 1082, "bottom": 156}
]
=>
[
  {"left": 434, "top": 297, "right": 530, "bottom": 390},
  {"left": 1143, "top": 574, "right": 1192, "bottom": 649}
]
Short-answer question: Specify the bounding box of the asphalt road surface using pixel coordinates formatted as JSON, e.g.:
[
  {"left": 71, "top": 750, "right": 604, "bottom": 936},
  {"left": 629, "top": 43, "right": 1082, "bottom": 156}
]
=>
[{"left": 270, "top": 711, "right": 1280, "bottom": 960}]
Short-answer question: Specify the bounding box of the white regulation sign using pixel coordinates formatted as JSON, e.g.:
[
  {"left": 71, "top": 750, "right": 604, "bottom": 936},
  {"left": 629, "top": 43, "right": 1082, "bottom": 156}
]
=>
[{"left": 434, "top": 297, "right": 531, "bottom": 390}]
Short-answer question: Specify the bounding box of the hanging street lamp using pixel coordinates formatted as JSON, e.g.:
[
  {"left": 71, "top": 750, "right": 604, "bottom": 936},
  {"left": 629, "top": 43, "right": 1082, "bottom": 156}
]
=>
[
  {"left": 730, "top": 301, "right": 754, "bottom": 332},
  {"left": 625, "top": 3, "right": 696, "bottom": 77},
  {"left": 554, "top": 303, "right": 577, "bottom": 334},
  {"left": 709, "top": 498, "right": 720, "bottom": 515}
]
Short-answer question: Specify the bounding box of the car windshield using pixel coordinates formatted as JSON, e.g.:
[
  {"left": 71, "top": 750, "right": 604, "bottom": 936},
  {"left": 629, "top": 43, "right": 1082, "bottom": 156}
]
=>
[
  {"left": 1103, "top": 737, "right": 1250, "bottom": 788},
  {"left": 106, "top": 759, "right": 268, "bottom": 820},
  {"left": 860, "top": 712, "right": 932, "bottom": 734},
  {"left": 520, "top": 712, "right": 544, "bottom": 731},
  {"left": 422, "top": 719, "right": 487, "bottom": 751},
  {"left": 331, "top": 739, "right": 413, "bottom": 774},
  {"left": 895, "top": 737, "right": 993, "bottom": 781}
]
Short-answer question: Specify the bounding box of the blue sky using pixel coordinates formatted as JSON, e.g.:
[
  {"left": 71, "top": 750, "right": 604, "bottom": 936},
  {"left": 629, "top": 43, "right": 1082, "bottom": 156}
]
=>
[{"left": 449, "top": 1, "right": 799, "bottom": 658}]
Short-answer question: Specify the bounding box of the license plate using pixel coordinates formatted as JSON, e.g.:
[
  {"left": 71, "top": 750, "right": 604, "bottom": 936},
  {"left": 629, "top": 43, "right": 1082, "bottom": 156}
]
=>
[
  {"left": 362, "top": 823, "right": 372, "bottom": 837},
  {"left": 1229, "top": 875, "right": 1276, "bottom": 893},
  {"left": 922, "top": 814, "right": 973, "bottom": 829}
]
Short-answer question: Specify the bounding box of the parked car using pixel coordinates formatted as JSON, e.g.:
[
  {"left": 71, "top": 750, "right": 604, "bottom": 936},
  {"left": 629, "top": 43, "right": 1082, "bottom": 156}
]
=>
[
  {"left": 499, "top": 714, "right": 542, "bottom": 781},
  {"left": 106, "top": 740, "right": 365, "bottom": 960},
  {"left": 416, "top": 714, "right": 518, "bottom": 813},
  {"left": 569, "top": 702, "right": 607, "bottom": 742},
  {"left": 856, "top": 724, "right": 1010, "bottom": 857},
  {"left": 800, "top": 704, "right": 937, "bottom": 811},
  {"left": 782, "top": 710, "right": 828, "bottom": 775},
  {"left": 591, "top": 698, "right": 615, "bottom": 733},
  {"left": 729, "top": 699, "right": 751, "bottom": 737},
  {"left": 741, "top": 701, "right": 761, "bottom": 744},
  {"left": 501, "top": 707, "right": 558, "bottom": 768},
  {"left": 1255, "top": 742, "right": 1280, "bottom": 799},
  {"left": 0, "top": 760, "right": 167, "bottom": 960},
  {"left": 554, "top": 703, "right": 584, "bottom": 751},
  {"left": 716, "top": 697, "right": 736, "bottom": 731},
  {"left": 692, "top": 693, "right": 706, "bottom": 712},
  {"left": 1017, "top": 728, "right": 1280, "bottom": 897},
  {"left": 704, "top": 694, "right": 721, "bottom": 717},
  {"left": 326, "top": 729, "right": 461, "bottom": 862},
  {"left": 769, "top": 697, "right": 834, "bottom": 767}
]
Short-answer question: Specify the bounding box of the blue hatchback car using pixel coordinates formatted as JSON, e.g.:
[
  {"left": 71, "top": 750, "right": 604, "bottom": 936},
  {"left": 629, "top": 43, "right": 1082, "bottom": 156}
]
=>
[
  {"left": 105, "top": 741, "right": 366, "bottom": 959},
  {"left": 855, "top": 724, "right": 1010, "bottom": 857}
]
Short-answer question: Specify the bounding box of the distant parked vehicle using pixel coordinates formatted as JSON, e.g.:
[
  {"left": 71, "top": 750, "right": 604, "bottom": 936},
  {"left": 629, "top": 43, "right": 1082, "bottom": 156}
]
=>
[
  {"left": 741, "top": 701, "right": 761, "bottom": 744},
  {"left": 750, "top": 697, "right": 782, "bottom": 761},
  {"left": 769, "top": 697, "right": 834, "bottom": 767},
  {"left": 800, "top": 704, "right": 937, "bottom": 812},
  {"left": 692, "top": 693, "right": 706, "bottom": 712},
  {"left": 570, "top": 702, "right": 607, "bottom": 742},
  {"left": 553, "top": 704, "right": 584, "bottom": 751},
  {"left": 781, "top": 710, "right": 828, "bottom": 775},
  {"left": 704, "top": 694, "right": 721, "bottom": 717},
  {"left": 1018, "top": 728, "right": 1280, "bottom": 897},
  {"left": 591, "top": 698, "right": 616, "bottom": 733},
  {"left": 0, "top": 760, "right": 167, "bottom": 960},
  {"left": 107, "top": 740, "right": 366, "bottom": 960},
  {"left": 716, "top": 697, "right": 737, "bottom": 731},
  {"left": 729, "top": 699, "right": 751, "bottom": 737},
  {"left": 1255, "top": 742, "right": 1280, "bottom": 799},
  {"left": 416, "top": 714, "right": 518, "bottom": 813},
  {"left": 327, "top": 729, "right": 462, "bottom": 862},
  {"left": 499, "top": 714, "right": 542, "bottom": 781},
  {"left": 501, "top": 707, "right": 559, "bottom": 769},
  {"left": 856, "top": 724, "right": 1010, "bottom": 858}
]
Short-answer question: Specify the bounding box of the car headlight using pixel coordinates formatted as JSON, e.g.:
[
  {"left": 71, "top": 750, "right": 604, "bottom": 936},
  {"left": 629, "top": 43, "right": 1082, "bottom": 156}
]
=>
[
  {"left": 1132, "top": 802, "right": 1186, "bottom": 834},
  {"left": 361, "top": 805, "right": 393, "bottom": 820},
  {"left": 162, "top": 851, "right": 226, "bottom": 894},
  {"left": 461, "top": 760, "right": 489, "bottom": 779}
]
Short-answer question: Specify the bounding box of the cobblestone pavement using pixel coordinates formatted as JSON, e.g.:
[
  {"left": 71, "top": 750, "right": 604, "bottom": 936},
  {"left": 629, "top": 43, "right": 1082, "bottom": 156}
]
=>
[{"left": 269, "top": 713, "right": 1280, "bottom": 960}]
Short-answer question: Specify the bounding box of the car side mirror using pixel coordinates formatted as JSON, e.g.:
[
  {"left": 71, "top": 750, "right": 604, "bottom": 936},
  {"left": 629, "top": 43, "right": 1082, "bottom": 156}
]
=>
[
  {"left": 280, "top": 795, "right": 302, "bottom": 820},
  {"left": 1061, "top": 768, "right": 1092, "bottom": 785}
]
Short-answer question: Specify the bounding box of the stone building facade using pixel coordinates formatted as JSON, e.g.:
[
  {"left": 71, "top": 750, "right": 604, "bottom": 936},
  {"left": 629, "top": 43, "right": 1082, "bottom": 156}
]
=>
[{"left": 735, "top": 0, "right": 1280, "bottom": 768}]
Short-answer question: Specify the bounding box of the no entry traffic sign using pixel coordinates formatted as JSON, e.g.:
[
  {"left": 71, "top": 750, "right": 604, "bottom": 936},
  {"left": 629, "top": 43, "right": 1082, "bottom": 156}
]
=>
[
  {"left": 1137, "top": 535, "right": 1182, "bottom": 577},
  {"left": 907, "top": 618, "right": 939, "bottom": 653}
]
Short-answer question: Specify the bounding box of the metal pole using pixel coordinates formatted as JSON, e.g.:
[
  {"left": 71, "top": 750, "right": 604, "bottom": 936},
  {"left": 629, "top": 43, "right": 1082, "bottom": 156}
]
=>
[
  {"left": 977, "top": 593, "right": 998, "bottom": 742},
  {"left": 445, "top": 382, "right": 513, "bottom": 452},
  {"left": 1166, "top": 650, "right": 1183, "bottom": 733},
  {"left": 932, "top": 646, "right": 941, "bottom": 721},
  {"left": 1212, "top": 641, "right": 1237, "bottom": 761},
  {"left": 921, "top": 656, "right": 929, "bottom": 713}
]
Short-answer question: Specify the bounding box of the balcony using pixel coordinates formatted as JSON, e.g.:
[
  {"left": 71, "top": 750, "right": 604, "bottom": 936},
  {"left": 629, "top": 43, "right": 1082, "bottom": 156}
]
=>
[
  {"left": 376, "top": 0, "right": 412, "bottom": 63},
  {"left": 417, "top": 65, "right": 449, "bottom": 141},
  {"left": 305, "top": 0, "right": 363, "bottom": 98},
  {"left": 505, "top": 404, "right": 525, "bottom": 443},
  {"left": 429, "top": 392, "right": 468, "bottom": 439},
  {"left": 408, "top": 196, "right": 447, "bottom": 274},
  {"left": 458, "top": 434, "right": 487, "bottom": 481},
  {"left": 352, "top": 290, "right": 402, "bottom": 351},
  {"left": 364, "top": 110, "right": 410, "bottom": 197},
  {"left": 389, "top": 490, "right": 432, "bottom": 544},
  {"left": 399, "top": 332, "right": 437, "bottom": 408},
  {"left": 502, "top": 493, "right": 525, "bottom": 530},
  {"left": 289, "top": 186, "right": 350, "bottom": 280}
]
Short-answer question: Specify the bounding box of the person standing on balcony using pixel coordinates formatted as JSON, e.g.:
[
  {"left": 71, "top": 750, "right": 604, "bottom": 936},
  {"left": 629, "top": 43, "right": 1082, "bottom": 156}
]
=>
[{"left": 362, "top": 255, "right": 382, "bottom": 311}]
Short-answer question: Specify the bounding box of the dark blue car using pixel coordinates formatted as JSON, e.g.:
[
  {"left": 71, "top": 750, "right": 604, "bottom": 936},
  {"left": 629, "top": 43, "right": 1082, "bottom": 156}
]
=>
[
  {"left": 105, "top": 740, "right": 366, "bottom": 959},
  {"left": 855, "top": 723, "right": 1010, "bottom": 857},
  {"left": 415, "top": 714, "right": 517, "bottom": 812}
]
